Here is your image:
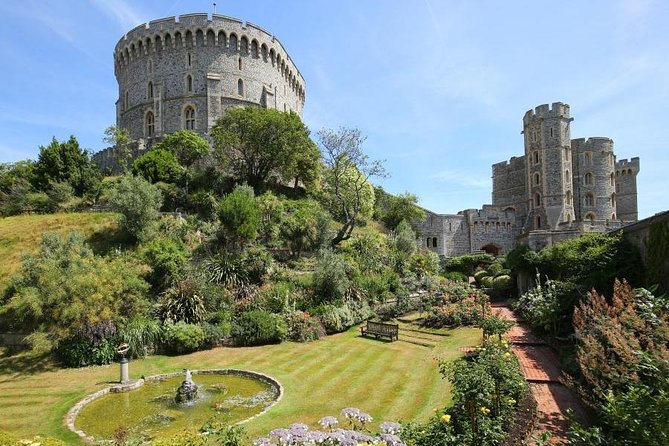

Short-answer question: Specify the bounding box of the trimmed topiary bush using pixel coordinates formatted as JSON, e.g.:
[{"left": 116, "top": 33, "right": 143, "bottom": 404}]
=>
[
  {"left": 232, "top": 310, "right": 287, "bottom": 346},
  {"left": 474, "top": 269, "right": 489, "bottom": 285},
  {"left": 443, "top": 271, "right": 468, "bottom": 283},
  {"left": 480, "top": 276, "right": 494, "bottom": 288},
  {"left": 163, "top": 322, "right": 205, "bottom": 354},
  {"left": 492, "top": 275, "right": 514, "bottom": 294}
]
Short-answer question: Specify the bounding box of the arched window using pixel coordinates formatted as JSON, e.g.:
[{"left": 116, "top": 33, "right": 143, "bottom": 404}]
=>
[
  {"left": 584, "top": 152, "right": 592, "bottom": 167},
  {"left": 533, "top": 151, "right": 539, "bottom": 164},
  {"left": 565, "top": 190, "right": 572, "bottom": 205},
  {"left": 148, "top": 81, "right": 153, "bottom": 99},
  {"left": 586, "top": 213, "right": 596, "bottom": 224},
  {"left": 186, "top": 74, "right": 193, "bottom": 93},
  {"left": 566, "top": 213, "right": 572, "bottom": 223},
  {"left": 535, "top": 216, "right": 541, "bottom": 229},
  {"left": 627, "top": 169, "right": 632, "bottom": 175},
  {"left": 612, "top": 213, "right": 616, "bottom": 220},
  {"left": 584, "top": 172, "right": 593, "bottom": 185},
  {"left": 550, "top": 127, "right": 554, "bottom": 137},
  {"left": 187, "top": 52, "right": 192, "bottom": 67},
  {"left": 184, "top": 106, "right": 195, "bottom": 130},
  {"left": 585, "top": 193, "right": 594, "bottom": 207},
  {"left": 240, "top": 36, "right": 249, "bottom": 55},
  {"left": 564, "top": 147, "right": 570, "bottom": 161},
  {"left": 432, "top": 237, "right": 437, "bottom": 247},
  {"left": 426, "top": 238, "right": 431, "bottom": 248},
  {"left": 238, "top": 57, "right": 242, "bottom": 70},
  {"left": 534, "top": 193, "right": 541, "bottom": 207},
  {"left": 251, "top": 40, "right": 259, "bottom": 58},
  {"left": 611, "top": 193, "right": 616, "bottom": 208},
  {"left": 148, "top": 59, "right": 153, "bottom": 73},
  {"left": 533, "top": 172, "right": 540, "bottom": 185},
  {"left": 237, "top": 78, "right": 244, "bottom": 96},
  {"left": 565, "top": 170, "right": 570, "bottom": 183},
  {"left": 610, "top": 173, "right": 615, "bottom": 186},
  {"left": 145, "top": 111, "right": 155, "bottom": 137}
]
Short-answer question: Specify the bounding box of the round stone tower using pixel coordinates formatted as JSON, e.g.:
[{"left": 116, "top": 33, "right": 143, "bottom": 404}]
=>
[
  {"left": 571, "top": 137, "right": 616, "bottom": 224},
  {"left": 113, "top": 13, "right": 306, "bottom": 142},
  {"left": 522, "top": 102, "right": 575, "bottom": 231}
]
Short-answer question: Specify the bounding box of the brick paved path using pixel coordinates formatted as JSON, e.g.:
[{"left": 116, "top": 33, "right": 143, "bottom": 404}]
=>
[{"left": 491, "top": 302, "right": 589, "bottom": 444}]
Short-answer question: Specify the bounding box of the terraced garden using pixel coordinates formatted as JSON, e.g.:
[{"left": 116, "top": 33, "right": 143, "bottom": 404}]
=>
[{"left": 0, "top": 320, "right": 480, "bottom": 443}]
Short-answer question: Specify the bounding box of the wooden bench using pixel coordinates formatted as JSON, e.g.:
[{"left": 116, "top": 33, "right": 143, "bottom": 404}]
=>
[{"left": 360, "top": 320, "right": 399, "bottom": 341}]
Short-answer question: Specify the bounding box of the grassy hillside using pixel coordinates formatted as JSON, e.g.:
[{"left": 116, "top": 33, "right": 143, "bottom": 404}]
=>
[
  {"left": 0, "top": 212, "right": 119, "bottom": 289},
  {"left": 0, "top": 323, "right": 481, "bottom": 443}
]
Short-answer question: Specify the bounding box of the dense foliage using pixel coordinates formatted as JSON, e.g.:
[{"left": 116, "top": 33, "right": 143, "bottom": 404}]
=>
[{"left": 108, "top": 174, "right": 163, "bottom": 242}]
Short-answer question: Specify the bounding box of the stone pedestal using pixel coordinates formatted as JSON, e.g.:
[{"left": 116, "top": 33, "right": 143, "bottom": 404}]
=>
[{"left": 120, "top": 357, "right": 129, "bottom": 383}]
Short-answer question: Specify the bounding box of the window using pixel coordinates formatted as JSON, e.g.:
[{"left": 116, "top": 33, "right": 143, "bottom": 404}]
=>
[
  {"left": 565, "top": 170, "right": 570, "bottom": 184},
  {"left": 586, "top": 213, "right": 596, "bottom": 224},
  {"left": 124, "top": 91, "right": 129, "bottom": 111},
  {"left": 148, "top": 59, "right": 153, "bottom": 73},
  {"left": 187, "top": 52, "right": 192, "bottom": 67},
  {"left": 585, "top": 193, "right": 594, "bottom": 207},
  {"left": 584, "top": 152, "right": 592, "bottom": 167},
  {"left": 610, "top": 173, "right": 615, "bottom": 186},
  {"left": 148, "top": 81, "right": 153, "bottom": 99},
  {"left": 584, "top": 172, "right": 593, "bottom": 185},
  {"left": 145, "top": 111, "right": 154, "bottom": 137},
  {"left": 550, "top": 128, "right": 554, "bottom": 137},
  {"left": 533, "top": 151, "right": 539, "bottom": 164},
  {"left": 533, "top": 172, "right": 540, "bottom": 185},
  {"left": 426, "top": 238, "right": 431, "bottom": 248},
  {"left": 565, "top": 190, "right": 572, "bottom": 205},
  {"left": 564, "top": 147, "right": 570, "bottom": 161},
  {"left": 432, "top": 237, "right": 437, "bottom": 247},
  {"left": 237, "top": 78, "right": 244, "bottom": 96},
  {"left": 184, "top": 106, "right": 195, "bottom": 130},
  {"left": 612, "top": 213, "right": 616, "bottom": 220},
  {"left": 534, "top": 193, "right": 541, "bottom": 207},
  {"left": 186, "top": 75, "right": 193, "bottom": 93},
  {"left": 536, "top": 216, "right": 541, "bottom": 229},
  {"left": 566, "top": 213, "right": 572, "bottom": 223},
  {"left": 611, "top": 193, "right": 616, "bottom": 208},
  {"left": 238, "top": 57, "right": 242, "bottom": 70}
]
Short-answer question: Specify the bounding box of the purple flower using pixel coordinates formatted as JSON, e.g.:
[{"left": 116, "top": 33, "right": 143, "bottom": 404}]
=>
[
  {"left": 380, "top": 421, "right": 402, "bottom": 434},
  {"left": 318, "top": 416, "right": 339, "bottom": 428},
  {"left": 341, "top": 407, "right": 360, "bottom": 419},
  {"left": 380, "top": 433, "right": 406, "bottom": 446},
  {"left": 268, "top": 428, "right": 291, "bottom": 444},
  {"left": 306, "top": 430, "right": 328, "bottom": 443},
  {"left": 252, "top": 438, "right": 273, "bottom": 446},
  {"left": 355, "top": 411, "right": 373, "bottom": 423}
]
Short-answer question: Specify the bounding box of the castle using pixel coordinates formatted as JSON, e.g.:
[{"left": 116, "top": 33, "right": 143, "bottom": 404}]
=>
[
  {"left": 417, "top": 102, "right": 640, "bottom": 256},
  {"left": 95, "top": 13, "right": 305, "bottom": 171}
]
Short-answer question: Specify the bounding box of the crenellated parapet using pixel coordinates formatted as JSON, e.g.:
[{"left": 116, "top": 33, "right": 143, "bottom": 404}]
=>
[{"left": 113, "top": 13, "right": 306, "bottom": 143}]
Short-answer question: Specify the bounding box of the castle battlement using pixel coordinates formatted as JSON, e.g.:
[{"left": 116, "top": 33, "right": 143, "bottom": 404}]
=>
[
  {"left": 523, "top": 102, "right": 570, "bottom": 124},
  {"left": 616, "top": 157, "right": 640, "bottom": 173},
  {"left": 114, "top": 13, "right": 304, "bottom": 99}
]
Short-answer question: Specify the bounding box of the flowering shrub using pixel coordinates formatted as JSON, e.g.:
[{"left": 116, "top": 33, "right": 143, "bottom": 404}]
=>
[
  {"left": 423, "top": 292, "right": 490, "bottom": 328},
  {"left": 285, "top": 310, "right": 326, "bottom": 342},
  {"left": 254, "top": 408, "right": 406, "bottom": 446}
]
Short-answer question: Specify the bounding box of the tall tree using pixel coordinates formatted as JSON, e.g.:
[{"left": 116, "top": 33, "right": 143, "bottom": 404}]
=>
[
  {"left": 34, "top": 136, "right": 100, "bottom": 197},
  {"left": 318, "top": 127, "right": 387, "bottom": 246},
  {"left": 103, "top": 125, "right": 133, "bottom": 173},
  {"left": 152, "top": 130, "right": 210, "bottom": 169},
  {"left": 211, "top": 107, "right": 320, "bottom": 191}
]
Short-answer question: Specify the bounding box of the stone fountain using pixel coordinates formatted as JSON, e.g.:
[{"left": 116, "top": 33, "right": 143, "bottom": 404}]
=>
[{"left": 175, "top": 369, "right": 198, "bottom": 404}]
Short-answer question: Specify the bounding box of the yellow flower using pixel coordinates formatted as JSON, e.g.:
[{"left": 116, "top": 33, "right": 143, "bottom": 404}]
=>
[
  {"left": 480, "top": 407, "right": 491, "bottom": 415},
  {"left": 507, "top": 398, "right": 516, "bottom": 405},
  {"left": 504, "top": 352, "right": 512, "bottom": 359},
  {"left": 440, "top": 414, "right": 451, "bottom": 423}
]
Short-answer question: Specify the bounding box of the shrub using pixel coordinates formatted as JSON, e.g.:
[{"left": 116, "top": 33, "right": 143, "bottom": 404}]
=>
[
  {"left": 474, "top": 270, "right": 489, "bottom": 285},
  {"left": 163, "top": 321, "right": 205, "bottom": 354},
  {"left": 56, "top": 320, "right": 117, "bottom": 367},
  {"left": 480, "top": 276, "right": 494, "bottom": 288},
  {"left": 201, "top": 253, "right": 249, "bottom": 288},
  {"left": 218, "top": 184, "right": 260, "bottom": 250},
  {"left": 310, "top": 304, "right": 355, "bottom": 334},
  {"left": 312, "top": 249, "right": 349, "bottom": 303},
  {"left": 108, "top": 174, "right": 163, "bottom": 242},
  {"left": 423, "top": 294, "right": 489, "bottom": 328},
  {"left": 242, "top": 244, "right": 275, "bottom": 284},
  {"left": 141, "top": 237, "right": 188, "bottom": 292},
  {"left": 443, "top": 271, "right": 468, "bottom": 283},
  {"left": 118, "top": 316, "right": 163, "bottom": 358},
  {"left": 259, "top": 281, "right": 297, "bottom": 314},
  {"left": 201, "top": 321, "right": 229, "bottom": 348},
  {"left": 285, "top": 310, "right": 326, "bottom": 342},
  {"left": 158, "top": 278, "right": 207, "bottom": 324},
  {"left": 443, "top": 253, "right": 494, "bottom": 276},
  {"left": 492, "top": 275, "right": 514, "bottom": 297},
  {"left": 231, "top": 310, "right": 287, "bottom": 346}
]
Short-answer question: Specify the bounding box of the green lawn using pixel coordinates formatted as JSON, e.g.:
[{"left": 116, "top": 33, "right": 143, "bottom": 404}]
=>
[
  {"left": 0, "top": 323, "right": 480, "bottom": 443},
  {"left": 0, "top": 212, "right": 120, "bottom": 289}
]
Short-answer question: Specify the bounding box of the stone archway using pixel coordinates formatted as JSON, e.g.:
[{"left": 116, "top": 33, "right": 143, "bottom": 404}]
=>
[{"left": 481, "top": 243, "right": 501, "bottom": 257}]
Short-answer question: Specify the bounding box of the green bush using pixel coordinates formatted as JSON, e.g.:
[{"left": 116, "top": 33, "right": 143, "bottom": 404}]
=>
[
  {"left": 118, "top": 317, "right": 163, "bottom": 358},
  {"left": 241, "top": 244, "right": 275, "bottom": 284},
  {"left": 474, "top": 270, "right": 489, "bottom": 285},
  {"left": 201, "top": 321, "right": 229, "bottom": 348},
  {"left": 201, "top": 253, "right": 249, "bottom": 288},
  {"left": 492, "top": 275, "right": 514, "bottom": 294},
  {"left": 308, "top": 302, "right": 369, "bottom": 334},
  {"left": 108, "top": 174, "right": 163, "bottom": 242},
  {"left": 259, "top": 281, "right": 297, "bottom": 314},
  {"left": 163, "top": 322, "right": 205, "bottom": 354},
  {"left": 285, "top": 310, "right": 326, "bottom": 342},
  {"left": 141, "top": 237, "right": 188, "bottom": 292},
  {"left": 231, "top": 310, "right": 287, "bottom": 346},
  {"left": 56, "top": 320, "right": 118, "bottom": 367},
  {"left": 443, "top": 271, "right": 468, "bottom": 283},
  {"left": 158, "top": 278, "right": 207, "bottom": 324},
  {"left": 218, "top": 184, "right": 260, "bottom": 250},
  {"left": 443, "top": 253, "right": 494, "bottom": 276},
  {"left": 312, "top": 249, "right": 349, "bottom": 303},
  {"left": 480, "top": 276, "right": 494, "bottom": 288}
]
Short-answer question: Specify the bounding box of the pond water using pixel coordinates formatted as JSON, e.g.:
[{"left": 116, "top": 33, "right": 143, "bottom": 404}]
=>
[{"left": 75, "top": 373, "right": 278, "bottom": 440}]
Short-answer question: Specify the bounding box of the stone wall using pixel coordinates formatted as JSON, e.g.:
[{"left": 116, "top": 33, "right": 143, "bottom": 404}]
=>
[{"left": 114, "top": 13, "right": 305, "bottom": 142}]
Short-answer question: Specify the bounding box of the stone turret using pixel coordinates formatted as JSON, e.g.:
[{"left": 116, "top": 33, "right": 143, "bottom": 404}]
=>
[
  {"left": 615, "top": 157, "right": 640, "bottom": 222},
  {"left": 522, "top": 102, "right": 574, "bottom": 230}
]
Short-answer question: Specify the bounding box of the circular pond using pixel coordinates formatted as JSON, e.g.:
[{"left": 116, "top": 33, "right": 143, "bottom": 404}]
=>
[{"left": 71, "top": 370, "right": 281, "bottom": 441}]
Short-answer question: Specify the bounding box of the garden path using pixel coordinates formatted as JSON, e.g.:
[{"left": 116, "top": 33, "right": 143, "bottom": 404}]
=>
[{"left": 491, "top": 302, "right": 590, "bottom": 444}]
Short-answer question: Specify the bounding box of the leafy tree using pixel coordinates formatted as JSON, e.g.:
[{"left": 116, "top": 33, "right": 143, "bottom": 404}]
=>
[
  {"left": 141, "top": 237, "right": 189, "bottom": 292},
  {"left": 377, "top": 189, "right": 425, "bottom": 230},
  {"left": 132, "top": 148, "right": 183, "bottom": 184},
  {"left": 313, "top": 249, "right": 350, "bottom": 303},
  {"left": 152, "top": 130, "right": 210, "bottom": 168},
  {"left": 392, "top": 219, "right": 418, "bottom": 255},
  {"left": 0, "top": 161, "right": 35, "bottom": 194},
  {"left": 0, "top": 232, "right": 150, "bottom": 352},
  {"left": 33, "top": 136, "right": 101, "bottom": 197},
  {"left": 103, "top": 125, "right": 132, "bottom": 173},
  {"left": 318, "top": 127, "right": 386, "bottom": 246},
  {"left": 280, "top": 199, "right": 330, "bottom": 257},
  {"left": 257, "top": 191, "right": 284, "bottom": 245},
  {"left": 218, "top": 184, "right": 261, "bottom": 250},
  {"left": 212, "top": 107, "right": 320, "bottom": 191},
  {"left": 108, "top": 175, "right": 163, "bottom": 242}
]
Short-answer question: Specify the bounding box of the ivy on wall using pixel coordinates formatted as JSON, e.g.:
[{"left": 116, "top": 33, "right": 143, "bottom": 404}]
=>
[{"left": 644, "top": 222, "right": 669, "bottom": 294}]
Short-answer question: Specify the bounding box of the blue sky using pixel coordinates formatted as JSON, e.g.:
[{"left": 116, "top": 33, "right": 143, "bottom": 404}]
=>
[{"left": 0, "top": 0, "right": 667, "bottom": 219}]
